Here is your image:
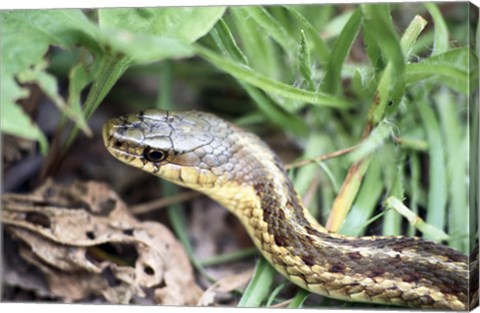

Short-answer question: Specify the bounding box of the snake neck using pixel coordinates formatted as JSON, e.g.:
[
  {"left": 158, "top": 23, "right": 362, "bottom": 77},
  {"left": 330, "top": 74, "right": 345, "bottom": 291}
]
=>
[{"left": 198, "top": 138, "right": 468, "bottom": 309}]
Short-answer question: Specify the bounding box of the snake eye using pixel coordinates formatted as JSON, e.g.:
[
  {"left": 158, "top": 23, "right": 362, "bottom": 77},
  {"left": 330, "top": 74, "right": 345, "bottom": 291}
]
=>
[{"left": 143, "top": 147, "right": 167, "bottom": 163}]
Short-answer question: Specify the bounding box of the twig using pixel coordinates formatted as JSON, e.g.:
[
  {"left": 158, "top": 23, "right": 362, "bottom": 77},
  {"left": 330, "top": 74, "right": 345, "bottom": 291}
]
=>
[
  {"left": 285, "top": 144, "right": 359, "bottom": 170},
  {"left": 131, "top": 190, "right": 199, "bottom": 215},
  {"left": 269, "top": 299, "right": 293, "bottom": 308}
]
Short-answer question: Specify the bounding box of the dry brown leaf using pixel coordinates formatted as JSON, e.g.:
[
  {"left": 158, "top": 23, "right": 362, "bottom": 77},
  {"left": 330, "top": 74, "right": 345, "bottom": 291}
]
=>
[
  {"left": 197, "top": 268, "right": 254, "bottom": 306},
  {"left": 2, "top": 179, "right": 202, "bottom": 305},
  {"left": 2, "top": 250, "right": 52, "bottom": 299}
]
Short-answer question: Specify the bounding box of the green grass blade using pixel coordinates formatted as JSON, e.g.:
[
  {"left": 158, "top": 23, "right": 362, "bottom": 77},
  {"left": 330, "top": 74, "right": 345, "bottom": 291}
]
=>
[
  {"left": 407, "top": 153, "right": 421, "bottom": 237},
  {"left": 209, "top": 18, "right": 308, "bottom": 136},
  {"left": 288, "top": 289, "right": 310, "bottom": 308},
  {"left": 347, "top": 120, "right": 393, "bottom": 162},
  {"left": 321, "top": 7, "right": 362, "bottom": 94},
  {"left": 417, "top": 99, "right": 447, "bottom": 240},
  {"left": 210, "top": 18, "right": 249, "bottom": 64},
  {"left": 381, "top": 144, "right": 404, "bottom": 236},
  {"left": 340, "top": 160, "right": 383, "bottom": 236},
  {"left": 240, "top": 7, "right": 294, "bottom": 57},
  {"left": 63, "top": 55, "right": 131, "bottom": 153},
  {"left": 406, "top": 47, "right": 470, "bottom": 87},
  {"left": 385, "top": 196, "right": 449, "bottom": 241},
  {"left": 237, "top": 257, "right": 276, "bottom": 307},
  {"left": 196, "top": 45, "right": 352, "bottom": 109},
  {"left": 241, "top": 84, "right": 309, "bottom": 136},
  {"left": 266, "top": 282, "right": 288, "bottom": 306},
  {"left": 425, "top": 3, "right": 449, "bottom": 56},
  {"left": 283, "top": 6, "right": 330, "bottom": 63},
  {"left": 435, "top": 89, "right": 468, "bottom": 251},
  {"left": 230, "top": 7, "right": 280, "bottom": 79},
  {"left": 363, "top": 4, "right": 405, "bottom": 109},
  {"left": 198, "top": 247, "right": 258, "bottom": 267},
  {"left": 298, "top": 30, "right": 315, "bottom": 91},
  {"left": 400, "top": 15, "right": 428, "bottom": 58}
]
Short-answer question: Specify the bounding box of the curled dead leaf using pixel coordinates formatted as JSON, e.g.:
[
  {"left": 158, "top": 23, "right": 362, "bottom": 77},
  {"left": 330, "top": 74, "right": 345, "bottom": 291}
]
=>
[{"left": 2, "top": 179, "right": 202, "bottom": 305}]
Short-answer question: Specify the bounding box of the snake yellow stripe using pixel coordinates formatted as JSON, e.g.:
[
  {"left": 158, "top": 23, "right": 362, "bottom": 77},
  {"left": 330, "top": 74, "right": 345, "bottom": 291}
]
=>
[{"left": 103, "top": 109, "right": 468, "bottom": 310}]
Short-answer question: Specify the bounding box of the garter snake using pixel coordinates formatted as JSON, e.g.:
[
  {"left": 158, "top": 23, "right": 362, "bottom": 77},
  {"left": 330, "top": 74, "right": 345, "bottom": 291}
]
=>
[{"left": 103, "top": 109, "right": 469, "bottom": 310}]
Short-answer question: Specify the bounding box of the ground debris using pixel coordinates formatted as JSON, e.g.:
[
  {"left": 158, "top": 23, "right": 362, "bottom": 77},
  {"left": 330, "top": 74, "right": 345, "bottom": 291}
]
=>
[
  {"left": 197, "top": 269, "right": 253, "bottom": 306},
  {"left": 2, "top": 179, "right": 202, "bottom": 305}
]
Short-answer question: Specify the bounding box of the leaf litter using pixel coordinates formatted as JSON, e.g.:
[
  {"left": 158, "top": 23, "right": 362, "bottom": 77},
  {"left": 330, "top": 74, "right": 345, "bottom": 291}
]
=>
[{"left": 2, "top": 179, "right": 202, "bottom": 305}]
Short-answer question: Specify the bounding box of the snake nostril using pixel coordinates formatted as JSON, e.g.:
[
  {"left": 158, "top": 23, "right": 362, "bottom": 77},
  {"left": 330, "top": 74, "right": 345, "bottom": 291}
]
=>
[{"left": 114, "top": 140, "right": 122, "bottom": 148}]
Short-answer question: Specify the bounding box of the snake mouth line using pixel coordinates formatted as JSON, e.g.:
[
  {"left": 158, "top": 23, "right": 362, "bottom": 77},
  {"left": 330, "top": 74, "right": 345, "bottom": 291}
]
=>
[
  {"left": 107, "top": 145, "right": 141, "bottom": 159},
  {"left": 107, "top": 145, "right": 200, "bottom": 170}
]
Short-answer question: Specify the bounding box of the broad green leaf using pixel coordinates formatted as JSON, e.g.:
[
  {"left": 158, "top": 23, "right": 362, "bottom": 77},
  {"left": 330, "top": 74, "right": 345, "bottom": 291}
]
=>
[
  {"left": 62, "top": 7, "right": 207, "bottom": 151},
  {"left": 2, "top": 10, "right": 101, "bottom": 75},
  {"left": 67, "top": 59, "right": 99, "bottom": 117},
  {"left": 99, "top": 30, "right": 194, "bottom": 64},
  {"left": 1, "top": 10, "right": 100, "bottom": 152},
  {"left": 17, "top": 60, "right": 91, "bottom": 136},
  {"left": 99, "top": 7, "right": 226, "bottom": 43},
  {"left": 1, "top": 103, "right": 48, "bottom": 155},
  {"left": 363, "top": 13, "right": 384, "bottom": 73}
]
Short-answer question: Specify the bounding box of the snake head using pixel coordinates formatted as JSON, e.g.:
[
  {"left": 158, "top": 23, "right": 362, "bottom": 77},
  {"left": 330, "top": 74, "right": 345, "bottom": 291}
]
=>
[{"left": 103, "top": 109, "right": 238, "bottom": 189}]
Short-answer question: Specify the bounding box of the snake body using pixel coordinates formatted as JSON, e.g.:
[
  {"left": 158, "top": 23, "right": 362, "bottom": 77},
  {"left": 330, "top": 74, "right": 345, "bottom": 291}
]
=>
[{"left": 103, "top": 109, "right": 468, "bottom": 309}]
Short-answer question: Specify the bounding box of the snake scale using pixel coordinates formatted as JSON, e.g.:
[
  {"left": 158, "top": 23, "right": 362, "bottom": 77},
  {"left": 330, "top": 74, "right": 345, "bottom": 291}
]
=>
[{"left": 103, "top": 109, "right": 469, "bottom": 310}]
